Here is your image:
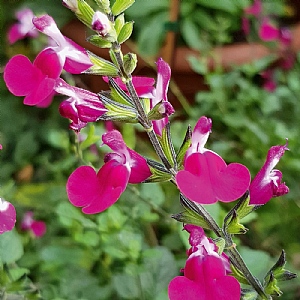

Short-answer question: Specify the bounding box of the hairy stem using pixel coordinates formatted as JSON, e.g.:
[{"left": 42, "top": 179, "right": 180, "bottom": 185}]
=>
[{"left": 111, "top": 42, "right": 175, "bottom": 173}]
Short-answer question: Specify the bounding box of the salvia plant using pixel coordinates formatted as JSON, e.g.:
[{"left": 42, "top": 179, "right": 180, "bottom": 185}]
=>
[{"left": 1, "top": 0, "right": 298, "bottom": 299}]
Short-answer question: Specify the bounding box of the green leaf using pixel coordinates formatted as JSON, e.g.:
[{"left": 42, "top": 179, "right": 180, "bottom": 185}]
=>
[
  {"left": 114, "top": 13, "right": 125, "bottom": 35},
  {"left": 117, "top": 21, "right": 134, "bottom": 44},
  {"left": 112, "top": 0, "right": 135, "bottom": 16},
  {"left": 171, "top": 195, "right": 211, "bottom": 230},
  {"left": 98, "top": 93, "right": 138, "bottom": 122},
  {"left": 80, "top": 124, "right": 101, "bottom": 150},
  {"left": 181, "top": 18, "right": 204, "bottom": 50},
  {"left": 176, "top": 125, "right": 192, "bottom": 169},
  {"left": 87, "top": 35, "right": 112, "bottom": 48},
  {"left": 77, "top": 0, "right": 95, "bottom": 28},
  {"left": 137, "top": 11, "right": 168, "bottom": 56},
  {"left": 8, "top": 267, "right": 30, "bottom": 282},
  {"left": 139, "top": 247, "right": 177, "bottom": 298},
  {"left": 157, "top": 124, "right": 176, "bottom": 168},
  {"left": 108, "top": 77, "right": 134, "bottom": 107},
  {"left": 84, "top": 51, "right": 119, "bottom": 76},
  {"left": 145, "top": 159, "right": 172, "bottom": 183},
  {"left": 195, "top": 0, "right": 239, "bottom": 13},
  {"left": 0, "top": 230, "right": 23, "bottom": 264},
  {"left": 56, "top": 202, "right": 97, "bottom": 229}
]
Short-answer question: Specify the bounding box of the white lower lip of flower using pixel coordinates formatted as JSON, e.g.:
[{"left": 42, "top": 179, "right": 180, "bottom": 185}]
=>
[{"left": 0, "top": 198, "right": 9, "bottom": 212}]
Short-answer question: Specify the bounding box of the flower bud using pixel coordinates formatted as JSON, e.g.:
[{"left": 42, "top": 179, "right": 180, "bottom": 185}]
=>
[
  {"left": 148, "top": 100, "right": 175, "bottom": 121},
  {"left": 123, "top": 53, "right": 137, "bottom": 75},
  {"left": 62, "top": 0, "right": 79, "bottom": 13},
  {"left": 92, "top": 11, "right": 111, "bottom": 37}
]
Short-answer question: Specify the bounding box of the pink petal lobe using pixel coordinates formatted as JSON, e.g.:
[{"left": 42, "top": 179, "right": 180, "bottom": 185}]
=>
[
  {"left": 34, "top": 48, "right": 62, "bottom": 78},
  {"left": 168, "top": 276, "right": 202, "bottom": 300},
  {"left": 67, "top": 166, "right": 100, "bottom": 208},
  {"left": 127, "top": 149, "right": 151, "bottom": 183},
  {"left": 23, "top": 78, "right": 56, "bottom": 106},
  {"left": 213, "top": 275, "right": 241, "bottom": 300},
  {"left": 176, "top": 152, "right": 250, "bottom": 204},
  {"left": 4, "top": 55, "right": 42, "bottom": 96},
  {"left": 7, "top": 24, "right": 24, "bottom": 44},
  {"left": 67, "top": 161, "right": 130, "bottom": 214}
]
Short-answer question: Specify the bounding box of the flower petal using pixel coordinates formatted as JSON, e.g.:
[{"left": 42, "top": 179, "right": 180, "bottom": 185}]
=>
[
  {"left": 4, "top": 55, "right": 42, "bottom": 96},
  {"left": 34, "top": 48, "right": 62, "bottom": 78},
  {"left": 23, "top": 77, "right": 56, "bottom": 106},
  {"left": 168, "top": 276, "right": 202, "bottom": 300},
  {"left": 176, "top": 152, "right": 250, "bottom": 204},
  {"left": 67, "top": 161, "right": 130, "bottom": 214}
]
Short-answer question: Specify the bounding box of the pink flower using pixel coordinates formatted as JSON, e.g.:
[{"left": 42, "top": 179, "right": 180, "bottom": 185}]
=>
[
  {"left": 56, "top": 79, "right": 107, "bottom": 131},
  {"left": 67, "top": 130, "right": 151, "bottom": 214},
  {"left": 249, "top": 142, "right": 289, "bottom": 205},
  {"left": 32, "top": 14, "right": 92, "bottom": 74},
  {"left": 7, "top": 8, "right": 38, "bottom": 44},
  {"left": 0, "top": 198, "right": 16, "bottom": 234},
  {"left": 103, "top": 58, "right": 174, "bottom": 135},
  {"left": 4, "top": 50, "right": 62, "bottom": 107},
  {"left": 168, "top": 225, "right": 240, "bottom": 300},
  {"left": 92, "top": 11, "right": 111, "bottom": 37},
  {"left": 244, "top": 0, "right": 262, "bottom": 16},
  {"left": 259, "top": 18, "right": 279, "bottom": 42},
  {"left": 151, "top": 58, "right": 174, "bottom": 136},
  {"left": 185, "top": 225, "right": 231, "bottom": 273},
  {"left": 176, "top": 116, "right": 251, "bottom": 204},
  {"left": 21, "top": 211, "right": 46, "bottom": 238}
]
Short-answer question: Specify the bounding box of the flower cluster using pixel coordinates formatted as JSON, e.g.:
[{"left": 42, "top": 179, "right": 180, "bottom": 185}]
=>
[{"left": 2, "top": 1, "right": 294, "bottom": 298}]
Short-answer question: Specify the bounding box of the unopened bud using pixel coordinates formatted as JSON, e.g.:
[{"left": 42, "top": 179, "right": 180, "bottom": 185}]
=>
[
  {"left": 62, "top": 0, "right": 79, "bottom": 13},
  {"left": 148, "top": 101, "right": 175, "bottom": 121},
  {"left": 94, "top": 0, "right": 111, "bottom": 14},
  {"left": 92, "top": 11, "right": 111, "bottom": 37},
  {"left": 123, "top": 53, "right": 137, "bottom": 75}
]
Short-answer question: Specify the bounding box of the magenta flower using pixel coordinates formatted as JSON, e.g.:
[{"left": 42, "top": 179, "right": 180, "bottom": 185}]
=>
[
  {"left": 244, "top": 0, "right": 262, "bottom": 16},
  {"left": 103, "top": 58, "right": 174, "bottom": 135},
  {"left": 8, "top": 8, "right": 38, "bottom": 44},
  {"left": 259, "top": 18, "right": 279, "bottom": 42},
  {"left": 168, "top": 225, "right": 240, "bottom": 300},
  {"left": 21, "top": 211, "right": 46, "bottom": 238},
  {"left": 249, "top": 142, "right": 289, "bottom": 205},
  {"left": 56, "top": 79, "right": 107, "bottom": 131},
  {"left": 32, "top": 14, "right": 92, "bottom": 74},
  {"left": 261, "top": 69, "right": 277, "bottom": 92},
  {"left": 67, "top": 130, "right": 151, "bottom": 214},
  {"left": 92, "top": 11, "right": 111, "bottom": 37},
  {"left": 185, "top": 225, "right": 231, "bottom": 273},
  {"left": 4, "top": 49, "right": 62, "bottom": 107},
  {"left": 0, "top": 198, "right": 16, "bottom": 234},
  {"left": 176, "top": 116, "right": 251, "bottom": 205},
  {"left": 151, "top": 58, "right": 174, "bottom": 136}
]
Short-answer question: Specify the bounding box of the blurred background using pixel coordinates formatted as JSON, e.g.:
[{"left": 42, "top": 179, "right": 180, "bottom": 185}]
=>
[{"left": 0, "top": 0, "right": 300, "bottom": 299}]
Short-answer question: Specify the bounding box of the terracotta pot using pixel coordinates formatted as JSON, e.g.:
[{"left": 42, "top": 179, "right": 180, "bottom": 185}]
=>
[{"left": 62, "top": 20, "right": 300, "bottom": 108}]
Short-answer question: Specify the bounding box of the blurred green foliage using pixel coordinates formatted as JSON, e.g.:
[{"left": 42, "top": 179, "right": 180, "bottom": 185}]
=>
[{"left": 0, "top": 0, "right": 299, "bottom": 299}]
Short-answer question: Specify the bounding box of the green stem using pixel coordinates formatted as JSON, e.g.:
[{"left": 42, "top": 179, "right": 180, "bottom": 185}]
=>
[{"left": 111, "top": 42, "right": 175, "bottom": 174}]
